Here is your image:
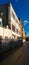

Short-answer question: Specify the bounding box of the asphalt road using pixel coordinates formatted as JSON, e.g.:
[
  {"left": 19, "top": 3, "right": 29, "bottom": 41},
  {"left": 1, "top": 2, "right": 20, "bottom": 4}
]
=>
[{"left": 0, "top": 43, "right": 29, "bottom": 65}]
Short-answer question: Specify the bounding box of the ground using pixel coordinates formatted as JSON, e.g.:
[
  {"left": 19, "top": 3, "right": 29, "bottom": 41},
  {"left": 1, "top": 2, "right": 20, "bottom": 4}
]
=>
[{"left": 0, "top": 42, "right": 29, "bottom": 65}]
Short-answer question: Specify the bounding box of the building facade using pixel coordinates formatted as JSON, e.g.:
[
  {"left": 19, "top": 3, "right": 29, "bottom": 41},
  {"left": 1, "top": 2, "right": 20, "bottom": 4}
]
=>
[{"left": 0, "top": 3, "right": 26, "bottom": 41}]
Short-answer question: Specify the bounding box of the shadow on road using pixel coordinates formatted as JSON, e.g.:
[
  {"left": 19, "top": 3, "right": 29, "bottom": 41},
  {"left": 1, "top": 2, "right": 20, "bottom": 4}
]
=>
[{"left": 0, "top": 44, "right": 23, "bottom": 63}]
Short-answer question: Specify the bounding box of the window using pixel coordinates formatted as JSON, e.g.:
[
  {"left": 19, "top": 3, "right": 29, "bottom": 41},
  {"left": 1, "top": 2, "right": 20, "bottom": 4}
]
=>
[
  {"left": 0, "top": 22, "right": 1, "bottom": 25},
  {"left": 8, "top": 6, "right": 10, "bottom": 17},
  {"left": 12, "top": 34, "right": 15, "bottom": 39},
  {"left": 18, "top": 31, "right": 20, "bottom": 35},
  {"left": 12, "top": 24, "right": 15, "bottom": 32},
  {"left": 12, "top": 12, "right": 15, "bottom": 20},
  {"left": 0, "top": 18, "right": 2, "bottom": 26},
  {"left": 2, "top": 19, "right": 5, "bottom": 26},
  {"left": 0, "top": 36, "right": 2, "bottom": 44},
  {"left": 16, "top": 29, "right": 18, "bottom": 33},
  {"left": 8, "top": 20, "right": 11, "bottom": 29},
  {"left": 5, "top": 36, "right": 8, "bottom": 40},
  {"left": 1, "top": 12, "right": 3, "bottom": 16},
  {"left": 16, "top": 19, "right": 18, "bottom": 23}
]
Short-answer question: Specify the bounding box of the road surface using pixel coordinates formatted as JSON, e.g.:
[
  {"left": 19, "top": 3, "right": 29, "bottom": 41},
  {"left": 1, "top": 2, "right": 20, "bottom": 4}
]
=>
[{"left": 0, "top": 43, "right": 29, "bottom": 65}]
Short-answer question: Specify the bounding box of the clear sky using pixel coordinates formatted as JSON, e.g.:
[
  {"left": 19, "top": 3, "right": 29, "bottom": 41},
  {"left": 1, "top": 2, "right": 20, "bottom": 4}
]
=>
[{"left": 0, "top": 0, "right": 29, "bottom": 36}]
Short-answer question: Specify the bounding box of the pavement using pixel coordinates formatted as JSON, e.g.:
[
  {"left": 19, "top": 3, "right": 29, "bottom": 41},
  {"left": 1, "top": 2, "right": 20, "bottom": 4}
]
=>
[{"left": 0, "top": 42, "right": 29, "bottom": 65}]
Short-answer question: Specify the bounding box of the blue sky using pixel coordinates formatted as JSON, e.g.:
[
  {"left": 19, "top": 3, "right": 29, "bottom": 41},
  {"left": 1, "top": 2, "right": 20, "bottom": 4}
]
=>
[{"left": 0, "top": 0, "right": 29, "bottom": 36}]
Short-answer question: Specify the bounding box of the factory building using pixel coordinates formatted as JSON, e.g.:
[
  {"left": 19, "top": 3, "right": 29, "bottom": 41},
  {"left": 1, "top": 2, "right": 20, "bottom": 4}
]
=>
[{"left": 0, "top": 3, "right": 26, "bottom": 41}]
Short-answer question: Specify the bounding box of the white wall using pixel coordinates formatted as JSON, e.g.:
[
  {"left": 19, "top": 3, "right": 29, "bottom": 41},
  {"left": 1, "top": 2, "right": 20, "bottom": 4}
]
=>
[{"left": 0, "top": 26, "right": 11, "bottom": 39}]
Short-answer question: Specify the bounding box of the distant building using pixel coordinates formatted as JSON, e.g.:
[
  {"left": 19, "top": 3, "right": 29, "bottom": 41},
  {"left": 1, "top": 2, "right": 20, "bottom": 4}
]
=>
[
  {"left": 26, "top": 36, "right": 29, "bottom": 41},
  {"left": 23, "top": 29, "right": 26, "bottom": 42}
]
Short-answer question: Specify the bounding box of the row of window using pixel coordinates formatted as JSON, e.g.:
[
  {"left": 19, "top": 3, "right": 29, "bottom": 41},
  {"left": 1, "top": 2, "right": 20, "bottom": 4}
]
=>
[
  {"left": 8, "top": 23, "right": 20, "bottom": 34},
  {"left": 12, "top": 24, "right": 20, "bottom": 34},
  {"left": 0, "top": 18, "right": 20, "bottom": 35},
  {"left": 11, "top": 11, "right": 18, "bottom": 23},
  {"left": 11, "top": 12, "right": 22, "bottom": 28}
]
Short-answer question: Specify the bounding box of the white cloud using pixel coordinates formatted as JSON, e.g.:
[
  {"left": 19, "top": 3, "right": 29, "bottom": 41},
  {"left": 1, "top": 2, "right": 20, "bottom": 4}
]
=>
[{"left": 24, "top": 20, "right": 29, "bottom": 25}]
